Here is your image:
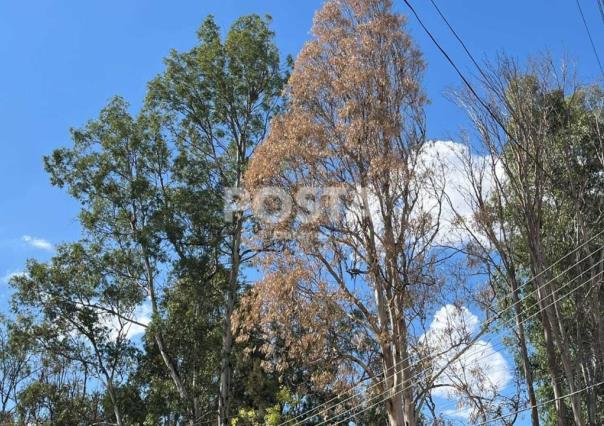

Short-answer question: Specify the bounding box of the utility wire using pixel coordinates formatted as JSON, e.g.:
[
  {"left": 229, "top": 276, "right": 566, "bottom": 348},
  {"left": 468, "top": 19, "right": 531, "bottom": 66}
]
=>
[
  {"left": 279, "top": 230, "right": 603, "bottom": 426},
  {"left": 325, "top": 262, "right": 603, "bottom": 425},
  {"left": 428, "top": 0, "right": 487, "bottom": 81},
  {"left": 413, "top": 266, "right": 604, "bottom": 422},
  {"left": 433, "top": 368, "right": 585, "bottom": 422},
  {"left": 475, "top": 380, "right": 604, "bottom": 426},
  {"left": 401, "top": 0, "right": 500, "bottom": 133},
  {"left": 435, "top": 370, "right": 602, "bottom": 425},
  {"left": 299, "top": 242, "right": 603, "bottom": 426},
  {"left": 326, "top": 266, "right": 603, "bottom": 425},
  {"left": 575, "top": 0, "right": 604, "bottom": 77},
  {"left": 404, "top": 0, "right": 569, "bottom": 185}
]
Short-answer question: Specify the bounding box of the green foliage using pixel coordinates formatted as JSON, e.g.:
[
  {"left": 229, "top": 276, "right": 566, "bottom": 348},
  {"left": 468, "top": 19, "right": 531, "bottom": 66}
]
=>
[
  {"left": 231, "top": 387, "right": 294, "bottom": 426},
  {"left": 7, "top": 12, "right": 289, "bottom": 425},
  {"left": 497, "top": 81, "right": 604, "bottom": 424}
]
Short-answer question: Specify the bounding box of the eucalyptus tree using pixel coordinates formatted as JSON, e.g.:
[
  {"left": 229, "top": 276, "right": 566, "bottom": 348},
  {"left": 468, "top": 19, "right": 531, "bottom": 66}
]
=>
[
  {"left": 42, "top": 96, "right": 225, "bottom": 423},
  {"left": 15, "top": 360, "right": 105, "bottom": 425},
  {"left": 11, "top": 243, "right": 141, "bottom": 425},
  {"left": 145, "top": 14, "right": 288, "bottom": 424},
  {"left": 0, "top": 316, "right": 33, "bottom": 422},
  {"left": 241, "top": 1, "right": 461, "bottom": 424},
  {"left": 456, "top": 57, "right": 604, "bottom": 425}
]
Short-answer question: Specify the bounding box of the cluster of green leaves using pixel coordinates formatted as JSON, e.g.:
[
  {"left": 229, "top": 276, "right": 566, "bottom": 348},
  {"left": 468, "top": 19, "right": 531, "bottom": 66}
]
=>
[{"left": 2, "top": 13, "right": 297, "bottom": 426}]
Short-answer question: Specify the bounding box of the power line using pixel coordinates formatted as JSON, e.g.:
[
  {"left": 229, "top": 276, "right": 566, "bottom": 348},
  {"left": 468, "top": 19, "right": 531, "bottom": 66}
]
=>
[
  {"left": 401, "top": 0, "right": 494, "bottom": 129},
  {"left": 401, "top": 0, "right": 559, "bottom": 185},
  {"left": 435, "top": 370, "right": 603, "bottom": 425},
  {"left": 325, "top": 262, "right": 603, "bottom": 425},
  {"left": 425, "top": 266, "right": 604, "bottom": 422},
  {"left": 433, "top": 367, "right": 586, "bottom": 422},
  {"left": 428, "top": 0, "right": 486, "bottom": 81},
  {"left": 279, "top": 231, "right": 603, "bottom": 426},
  {"left": 575, "top": 0, "right": 604, "bottom": 77},
  {"left": 304, "top": 244, "right": 603, "bottom": 425},
  {"left": 475, "top": 380, "right": 604, "bottom": 426},
  {"left": 429, "top": 0, "right": 604, "bottom": 83},
  {"left": 326, "top": 266, "right": 603, "bottom": 425}
]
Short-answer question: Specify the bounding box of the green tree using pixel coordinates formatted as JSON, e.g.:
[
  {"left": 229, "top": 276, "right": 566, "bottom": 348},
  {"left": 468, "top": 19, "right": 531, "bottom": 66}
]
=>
[
  {"left": 15, "top": 349, "right": 106, "bottom": 425},
  {"left": 42, "top": 96, "right": 224, "bottom": 423},
  {"left": 11, "top": 243, "right": 141, "bottom": 425},
  {"left": 457, "top": 57, "right": 604, "bottom": 425},
  {"left": 145, "top": 14, "right": 288, "bottom": 425},
  {"left": 0, "top": 316, "right": 33, "bottom": 422}
]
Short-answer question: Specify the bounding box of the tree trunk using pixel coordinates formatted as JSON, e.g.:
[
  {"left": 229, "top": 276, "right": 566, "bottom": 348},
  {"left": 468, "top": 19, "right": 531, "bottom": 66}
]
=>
[
  {"left": 396, "top": 309, "right": 417, "bottom": 426},
  {"left": 375, "top": 278, "right": 409, "bottom": 426},
  {"left": 375, "top": 282, "right": 416, "bottom": 426},
  {"left": 106, "top": 380, "right": 124, "bottom": 426},
  {"left": 146, "top": 269, "right": 193, "bottom": 422},
  {"left": 509, "top": 273, "right": 540, "bottom": 426},
  {"left": 385, "top": 393, "right": 406, "bottom": 426},
  {"left": 400, "top": 362, "right": 417, "bottom": 426},
  {"left": 536, "top": 301, "right": 568, "bottom": 426},
  {"left": 219, "top": 217, "right": 243, "bottom": 426},
  {"left": 134, "top": 220, "right": 194, "bottom": 422},
  {"left": 380, "top": 341, "right": 410, "bottom": 426},
  {"left": 529, "top": 234, "right": 584, "bottom": 426},
  {"left": 524, "top": 216, "right": 568, "bottom": 425}
]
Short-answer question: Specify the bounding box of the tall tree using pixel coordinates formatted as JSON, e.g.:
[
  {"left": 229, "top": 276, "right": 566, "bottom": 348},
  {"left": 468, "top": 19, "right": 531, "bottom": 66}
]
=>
[
  {"left": 13, "top": 334, "right": 107, "bottom": 425},
  {"left": 241, "top": 1, "right": 467, "bottom": 424},
  {"left": 145, "top": 14, "right": 287, "bottom": 425},
  {"left": 456, "top": 56, "right": 604, "bottom": 425},
  {"left": 43, "top": 96, "right": 223, "bottom": 423},
  {"left": 0, "top": 316, "right": 33, "bottom": 422}
]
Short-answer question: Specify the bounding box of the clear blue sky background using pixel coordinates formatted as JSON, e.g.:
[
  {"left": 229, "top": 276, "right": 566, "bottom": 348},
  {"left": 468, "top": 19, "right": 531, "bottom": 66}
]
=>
[{"left": 0, "top": 0, "right": 602, "bottom": 421}]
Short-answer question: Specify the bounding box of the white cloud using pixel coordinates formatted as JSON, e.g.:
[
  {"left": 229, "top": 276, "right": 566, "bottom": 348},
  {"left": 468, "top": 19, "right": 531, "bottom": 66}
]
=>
[
  {"left": 343, "top": 141, "right": 502, "bottom": 253},
  {"left": 62, "top": 301, "right": 152, "bottom": 348},
  {"left": 124, "top": 302, "right": 152, "bottom": 339},
  {"left": 1, "top": 270, "right": 26, "bottom": 284},
  {"left": 21, "top": 235, "right": 54, "bottom": 252},
  {"left": 422, "top": 305, "right": 512, "bottom": 418},
  {"left": 416, "top": 140, "right": 504, "bottom": 246},
  {"left": 425, "top": 303, "right": 479, "bottom": 342}
]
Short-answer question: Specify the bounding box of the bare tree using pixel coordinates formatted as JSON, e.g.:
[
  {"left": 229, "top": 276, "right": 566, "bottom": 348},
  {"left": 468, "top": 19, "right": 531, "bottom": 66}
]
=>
[
  {"left": 455, "top": 55, "right": 604, "bottom": 425},
  {"left": 439, "top": 135, "right": 541, "bottom": 426}
]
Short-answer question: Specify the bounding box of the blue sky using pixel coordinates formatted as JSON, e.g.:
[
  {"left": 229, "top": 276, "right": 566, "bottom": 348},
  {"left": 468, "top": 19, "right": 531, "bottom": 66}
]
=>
[
  {"left": 0, "top": 0, "right": 602, "bottom": 422},
  {"left": 2, "top": 0, "right": 603, "bottom": 287}
]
